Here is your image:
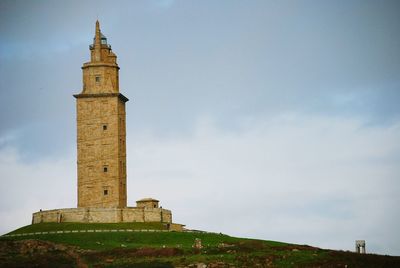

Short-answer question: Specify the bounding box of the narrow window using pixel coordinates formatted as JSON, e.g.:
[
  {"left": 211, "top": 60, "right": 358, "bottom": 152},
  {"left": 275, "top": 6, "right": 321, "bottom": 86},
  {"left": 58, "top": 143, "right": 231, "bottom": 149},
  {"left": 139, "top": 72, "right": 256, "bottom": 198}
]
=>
[
  {"left": 104, "top": 190, "right": 108, "bottom": 195},
  {"left": 103, "top": 166, "right": 108, "bottom": 172},
  {"left": 154, "top": 204, "right": 156, "bottom": 208},
  {"left": 95, "top": 76, "right": 101, "bottom": 83},
  {"left": 103, "top": 124, "right": 107, "bottom": 130}
]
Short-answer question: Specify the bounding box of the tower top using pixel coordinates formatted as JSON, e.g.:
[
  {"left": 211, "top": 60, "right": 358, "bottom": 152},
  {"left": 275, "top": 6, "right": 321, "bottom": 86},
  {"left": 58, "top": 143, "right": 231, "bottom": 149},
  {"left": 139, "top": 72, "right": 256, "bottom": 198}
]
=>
[
  {"left": 88, "top": 20, "right": 115, "bottom": 63},
  {"left": 79, "top": 20, "right": 120, "bottom": 95},
  {"left": 94, "top": 20, "right": 101, "bottom": 46},
  {"left": 93, "top": 20, "right": 108, "bottom": 48}
]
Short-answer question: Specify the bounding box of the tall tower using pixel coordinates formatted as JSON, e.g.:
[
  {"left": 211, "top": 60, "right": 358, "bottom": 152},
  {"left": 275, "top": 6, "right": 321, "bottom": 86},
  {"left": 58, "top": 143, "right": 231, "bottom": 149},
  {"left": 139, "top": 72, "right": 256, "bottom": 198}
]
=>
[{"left": 74, "top": 21, "right": 128, "bottom": 208}]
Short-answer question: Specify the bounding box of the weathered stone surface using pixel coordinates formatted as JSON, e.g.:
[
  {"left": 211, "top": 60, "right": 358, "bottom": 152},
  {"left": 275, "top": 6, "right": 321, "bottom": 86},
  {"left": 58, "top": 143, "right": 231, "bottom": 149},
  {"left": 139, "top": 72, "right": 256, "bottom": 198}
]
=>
[
  {"left": 74, "top": 21, "right": 127, "bottom": 209},
  {"left": 32, "top": 207, "right": 173, "bottom": 224},
  {"left": 136, "top": 198, "right": 160, "bottom": 209},
  {"left": 30, "top": 21, "right": 183, "bottom": 230}
]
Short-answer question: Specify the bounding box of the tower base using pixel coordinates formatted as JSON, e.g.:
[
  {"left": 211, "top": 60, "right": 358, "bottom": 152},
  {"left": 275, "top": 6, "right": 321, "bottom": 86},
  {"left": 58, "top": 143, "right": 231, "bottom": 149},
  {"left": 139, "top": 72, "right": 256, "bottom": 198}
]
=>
[{"left": 31, "top": 207, "right": 184, "bottom": 231}]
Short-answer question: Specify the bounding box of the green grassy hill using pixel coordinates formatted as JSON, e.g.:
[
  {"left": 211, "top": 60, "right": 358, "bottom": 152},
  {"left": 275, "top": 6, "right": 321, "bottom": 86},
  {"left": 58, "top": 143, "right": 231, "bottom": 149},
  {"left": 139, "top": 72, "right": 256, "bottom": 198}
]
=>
[{"left": 1, "top": 223, "right": 400, "bottom": 267}]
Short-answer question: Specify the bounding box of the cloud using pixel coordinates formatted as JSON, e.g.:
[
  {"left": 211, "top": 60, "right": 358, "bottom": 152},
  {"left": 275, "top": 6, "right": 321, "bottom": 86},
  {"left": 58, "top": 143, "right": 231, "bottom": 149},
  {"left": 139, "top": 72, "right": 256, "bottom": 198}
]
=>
[
  {"left": 127, "top": 114, "right": 400, "bottom": 255},
  {"left": 0, "top": 114, "right": 399, "bottom": 254},
  {"left": 0, "top": 147, "right": 76, "bottom": 234},
  {"left": 0, "top": 0, "right": 399, "bottom": 256}
]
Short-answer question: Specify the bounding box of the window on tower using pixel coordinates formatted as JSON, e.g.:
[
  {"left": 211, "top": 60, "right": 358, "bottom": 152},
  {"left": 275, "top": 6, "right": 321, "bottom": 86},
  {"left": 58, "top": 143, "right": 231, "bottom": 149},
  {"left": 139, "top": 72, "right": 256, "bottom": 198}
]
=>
[
  {"left": 95, "top": 76, "right": 101, "bottom": 83},
  {"left": 103, "top": 166, "right": 108, "bottom": 172},
  {"left": 103, "top": 124, "right": 107, "bottom": 130},
  {"left": 104, "top": 190, "right": 108, "bottom": 195}
]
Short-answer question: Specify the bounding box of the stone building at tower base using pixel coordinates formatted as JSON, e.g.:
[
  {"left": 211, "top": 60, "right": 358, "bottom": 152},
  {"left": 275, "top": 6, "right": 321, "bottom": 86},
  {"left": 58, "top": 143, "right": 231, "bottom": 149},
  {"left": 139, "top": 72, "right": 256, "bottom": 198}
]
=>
[{"left": 32, "top": 198, "right": 185, "bottom": 232}]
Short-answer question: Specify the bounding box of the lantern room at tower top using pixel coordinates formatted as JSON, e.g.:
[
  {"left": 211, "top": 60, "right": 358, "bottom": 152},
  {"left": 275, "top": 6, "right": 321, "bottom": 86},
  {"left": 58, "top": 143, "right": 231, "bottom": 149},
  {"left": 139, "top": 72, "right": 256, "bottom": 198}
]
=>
[{"left": 81, "top": 20, "right": 120, "bottom": 95}]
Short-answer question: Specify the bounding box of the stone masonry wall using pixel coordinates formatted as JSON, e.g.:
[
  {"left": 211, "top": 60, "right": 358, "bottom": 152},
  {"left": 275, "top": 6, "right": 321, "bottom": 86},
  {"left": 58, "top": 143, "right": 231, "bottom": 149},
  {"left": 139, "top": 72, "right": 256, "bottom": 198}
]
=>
[
  {"left": 75, "top": 21, "right": 127, "bottom": 209},
  {"left": 76, "top": 95, "right": 127, "bottom": 208},
  {"left": 32, "top": 207, "right": 172, "bottom": 224}
]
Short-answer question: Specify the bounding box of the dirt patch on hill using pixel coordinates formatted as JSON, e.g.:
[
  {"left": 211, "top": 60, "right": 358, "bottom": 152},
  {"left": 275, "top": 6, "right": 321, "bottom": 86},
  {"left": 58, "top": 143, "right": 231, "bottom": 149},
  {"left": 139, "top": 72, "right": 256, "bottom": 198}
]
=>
[
  {"left": 0, "top": 239, "right": 87, "bottom": 268},
  {"left": 83, "top": 247, "right": 183, "bottom": 265}
]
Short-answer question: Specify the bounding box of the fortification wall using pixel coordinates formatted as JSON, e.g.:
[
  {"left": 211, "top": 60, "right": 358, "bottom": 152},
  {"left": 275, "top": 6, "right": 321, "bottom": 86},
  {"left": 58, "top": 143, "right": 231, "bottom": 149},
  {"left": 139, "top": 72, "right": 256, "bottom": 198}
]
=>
[{"left": 32, "top": 207, "right": 172, "bottom": 224}]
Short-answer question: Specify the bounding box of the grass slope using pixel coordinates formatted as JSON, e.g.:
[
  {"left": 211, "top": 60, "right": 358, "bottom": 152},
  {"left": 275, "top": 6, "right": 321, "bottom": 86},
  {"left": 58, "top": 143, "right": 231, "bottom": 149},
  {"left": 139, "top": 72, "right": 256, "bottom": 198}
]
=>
[
  {"left": 5, "top": 223, "right": 285, "bottom": 251},
  {"left": 8, "top": 222, "right": 167, "bottom": 234},
  {"left": 2, "top": 223, "right": 400, "bottom": 267}
]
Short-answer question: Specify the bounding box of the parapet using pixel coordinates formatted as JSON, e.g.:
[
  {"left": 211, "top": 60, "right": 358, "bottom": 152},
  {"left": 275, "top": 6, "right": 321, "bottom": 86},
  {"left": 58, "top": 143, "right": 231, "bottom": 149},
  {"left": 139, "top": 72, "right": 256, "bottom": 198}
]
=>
[{"left": 32, "top": 206, "right": 172, "bottom": 225}]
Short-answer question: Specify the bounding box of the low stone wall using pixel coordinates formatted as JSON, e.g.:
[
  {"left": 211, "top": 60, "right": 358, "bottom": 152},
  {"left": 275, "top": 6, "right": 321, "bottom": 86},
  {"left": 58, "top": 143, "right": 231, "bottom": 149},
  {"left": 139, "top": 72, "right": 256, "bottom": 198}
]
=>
[{"left": 32, "top": 207, "right": 172, "bottom": 225}]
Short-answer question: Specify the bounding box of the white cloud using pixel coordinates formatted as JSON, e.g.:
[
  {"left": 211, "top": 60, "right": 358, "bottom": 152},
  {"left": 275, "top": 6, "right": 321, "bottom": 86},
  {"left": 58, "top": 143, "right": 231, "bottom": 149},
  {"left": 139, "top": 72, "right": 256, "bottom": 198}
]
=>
[
  {"left": 1, "top": 114, "right": 399, "bottom": 255},
  {"left": 0, "top": 147, "right": 76, "bottom": 234},
  {"left": 128, "top": 115, "right": 400, "bottom": 255}
]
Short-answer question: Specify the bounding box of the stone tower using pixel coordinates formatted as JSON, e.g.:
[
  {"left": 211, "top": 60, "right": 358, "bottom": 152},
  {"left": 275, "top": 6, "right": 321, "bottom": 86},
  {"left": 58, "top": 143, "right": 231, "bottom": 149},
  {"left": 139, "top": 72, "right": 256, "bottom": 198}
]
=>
[
  {"left": 74, "top": 21, "right": 128, "bottom": 208},
  {"left": 31, "top": 21, "right": 181, "bottom": 230}
]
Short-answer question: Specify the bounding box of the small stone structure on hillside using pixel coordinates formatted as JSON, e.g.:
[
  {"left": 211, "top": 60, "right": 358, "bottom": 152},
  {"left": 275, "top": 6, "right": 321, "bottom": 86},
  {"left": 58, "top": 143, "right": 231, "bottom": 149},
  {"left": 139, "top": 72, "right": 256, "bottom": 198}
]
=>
[
  {"left": 193, "top": 238, "right": 203, "bottom": 249},
  {"left": 31, "top": 21, "right": 184, "bottom": 231},
  {"left": 355, "top": 240, "right": 366, "bottom": 254}
]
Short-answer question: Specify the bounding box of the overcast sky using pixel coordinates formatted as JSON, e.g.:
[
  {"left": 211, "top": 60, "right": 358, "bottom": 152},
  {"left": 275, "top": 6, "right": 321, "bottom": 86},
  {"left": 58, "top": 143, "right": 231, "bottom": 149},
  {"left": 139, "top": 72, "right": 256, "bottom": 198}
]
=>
[{"left": 0, "top": 0, "right": 400, "bottom": 255}]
